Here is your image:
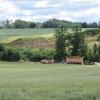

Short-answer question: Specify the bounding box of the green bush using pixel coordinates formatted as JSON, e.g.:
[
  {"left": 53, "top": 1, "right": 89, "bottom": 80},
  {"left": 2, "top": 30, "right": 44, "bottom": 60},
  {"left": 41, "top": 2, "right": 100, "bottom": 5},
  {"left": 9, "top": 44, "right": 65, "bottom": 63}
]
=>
[
  {"left": 85, "top": 44, "right": 100, "bottom": 62},
  {"left": 39, "top": 49, "right": 55, "bottom": 59},
  {"left": 2, "top": 48, "right": 21, "bottom": 62},
  {"left": 24, "top": 48, "right": 55, "bottom": 62},
  {"left": 0, "top": 44, "right": 5, "bottom": 60},
  {"left": 1, "top": 43, "right": 100, "bottom": 62},
  {"left": 84, "top": 29, "right": 100, "bottom": 36},
  {"left": 97, "top": 34, "right": 100, "bottom": 41}
]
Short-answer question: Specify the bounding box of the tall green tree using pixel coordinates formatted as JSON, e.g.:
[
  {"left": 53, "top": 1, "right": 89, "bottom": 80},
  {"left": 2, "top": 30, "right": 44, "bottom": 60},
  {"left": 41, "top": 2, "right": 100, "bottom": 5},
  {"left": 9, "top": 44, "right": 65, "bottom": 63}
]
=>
[
  {"left": 88, "top": 49, "right": 94, "bottom": 62},
  {"left": 72, "top": 32, "right": 85, "bottom": 56},
  {"left": 54, "top": 26, "right": 67, "bottom": 62},
  {"left": 98, "top": 45, "right": 100, "bottom": 61},
  {"left": 5, "top": 19, "right": 10, "bottom": 28},
  {"left": 81, "top": 43, "right": 88, "bottom": 60},
  {"left": 72, "top": 27, "right": 88, "bottom": 60},
  {"left": 29, "top": 22, "right": 36, "bottom": 28},
  {"left": 81, "top": 22, "right": 88, "bottom": 28},
  {"left": 0, "top": 44, "right": 5, "bottom": 60},
  {"left": 14, "top": 19, "right": 30, "bottom": 28},
  {"left": 93, "top": 43, "right": 98, "bottom": 61}
]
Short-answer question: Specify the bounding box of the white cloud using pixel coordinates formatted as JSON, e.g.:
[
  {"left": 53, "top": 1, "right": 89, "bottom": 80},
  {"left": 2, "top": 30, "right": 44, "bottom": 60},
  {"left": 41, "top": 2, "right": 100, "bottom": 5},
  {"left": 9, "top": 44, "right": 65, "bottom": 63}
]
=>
[
  {"left": 95, "top": 0, "right": 100, "bottom": 5},
  {"left": 21, "top": 10, "right": 33, "bottom": 16},
  {"left": 74, "top": 7, "right": 100, "bottom": 17},
  {"left": 33, "top": 1, "right": 48, "bottom": 8},
  {"left": 0, "top": 0, "right": 19, "bottom": 14},
  {"left": 0, "top": 0, "right": 100, "bottom": 22},
  {"left": 33, "top": 0, "right": 61, "bottom": 8}
]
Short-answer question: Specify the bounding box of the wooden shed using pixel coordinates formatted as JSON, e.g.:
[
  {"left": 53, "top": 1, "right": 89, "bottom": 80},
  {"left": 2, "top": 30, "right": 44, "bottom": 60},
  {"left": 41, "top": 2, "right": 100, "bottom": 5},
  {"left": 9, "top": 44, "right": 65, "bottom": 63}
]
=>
[{"left": 66, "top": 56, "right": 83, "bottom": 64}]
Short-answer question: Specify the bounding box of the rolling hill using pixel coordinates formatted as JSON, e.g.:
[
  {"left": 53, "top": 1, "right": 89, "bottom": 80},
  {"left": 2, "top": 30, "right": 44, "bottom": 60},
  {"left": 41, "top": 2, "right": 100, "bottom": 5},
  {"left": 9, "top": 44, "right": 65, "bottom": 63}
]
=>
[{"left": 0, "top": 28, "right": 54, "bottom": 43}]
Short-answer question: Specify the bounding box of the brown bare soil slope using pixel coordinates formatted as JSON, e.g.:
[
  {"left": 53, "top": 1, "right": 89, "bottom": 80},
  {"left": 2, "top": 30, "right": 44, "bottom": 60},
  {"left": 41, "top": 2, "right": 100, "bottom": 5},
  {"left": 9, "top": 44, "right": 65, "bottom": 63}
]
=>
[{"left": 10, "top": 38, "right": 55, "bottom": 48}]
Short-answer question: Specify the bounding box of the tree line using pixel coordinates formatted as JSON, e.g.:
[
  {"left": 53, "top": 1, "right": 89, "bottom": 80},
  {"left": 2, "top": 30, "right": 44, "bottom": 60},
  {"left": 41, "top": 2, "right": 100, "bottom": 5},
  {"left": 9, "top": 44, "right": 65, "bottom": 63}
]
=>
[{"left": 0, "top": 19, "right": 100, "bottom": 29}]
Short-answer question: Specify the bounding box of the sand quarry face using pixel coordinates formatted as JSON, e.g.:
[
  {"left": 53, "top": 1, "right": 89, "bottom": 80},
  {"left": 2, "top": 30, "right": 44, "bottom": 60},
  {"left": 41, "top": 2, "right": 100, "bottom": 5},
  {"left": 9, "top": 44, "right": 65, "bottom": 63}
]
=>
[{"left": 10, "top": 38, "right": 55, "bottom": 48}]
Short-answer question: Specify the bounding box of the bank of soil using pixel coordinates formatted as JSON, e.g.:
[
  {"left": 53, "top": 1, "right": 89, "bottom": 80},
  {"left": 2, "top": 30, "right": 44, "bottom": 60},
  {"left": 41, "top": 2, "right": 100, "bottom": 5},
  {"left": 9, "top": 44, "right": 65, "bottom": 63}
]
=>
[{"left": 10, "top": 37, "right": 55, "bottom": 48}]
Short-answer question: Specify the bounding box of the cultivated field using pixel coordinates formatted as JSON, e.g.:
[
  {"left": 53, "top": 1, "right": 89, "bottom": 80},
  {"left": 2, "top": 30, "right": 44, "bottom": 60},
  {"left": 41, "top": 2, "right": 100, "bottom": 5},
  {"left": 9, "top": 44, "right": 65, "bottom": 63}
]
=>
[
  {"left": 0, "top": 28, "right": 54, "bottom": 43},
  {"left": 0, "top": 63, "right": 100, "bottom": 100},
  {"left": 0, "top": 28, "right": 98, "bottom": 49},
  {"left": 0, "top": 28, "right": 96, "bottom": 43}
]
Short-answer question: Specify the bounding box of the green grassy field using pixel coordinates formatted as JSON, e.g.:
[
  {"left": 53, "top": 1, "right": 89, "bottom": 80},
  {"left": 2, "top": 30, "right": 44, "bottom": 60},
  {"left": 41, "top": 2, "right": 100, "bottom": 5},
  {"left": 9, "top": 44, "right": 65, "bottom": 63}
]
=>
[
  {"left": 0, "top": 63, "right": 100, "bottom": 100},
  {"left": 0, "top": 28, "right": 97, "bottom": 43},
  {"left": 0, "top": 28, "right": 54, "bottom": 43}
]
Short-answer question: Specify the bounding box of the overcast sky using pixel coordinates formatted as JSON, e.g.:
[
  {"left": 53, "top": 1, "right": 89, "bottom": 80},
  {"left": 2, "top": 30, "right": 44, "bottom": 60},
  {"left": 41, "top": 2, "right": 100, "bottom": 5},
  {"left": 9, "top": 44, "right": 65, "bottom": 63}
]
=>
[{"left": 0, "top": 0, "right": 100, "bottom": 22}]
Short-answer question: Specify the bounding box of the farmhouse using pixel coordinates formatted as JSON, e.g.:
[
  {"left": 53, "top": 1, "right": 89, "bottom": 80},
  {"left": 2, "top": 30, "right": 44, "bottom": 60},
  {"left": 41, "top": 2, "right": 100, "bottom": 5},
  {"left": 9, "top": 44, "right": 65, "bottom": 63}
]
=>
[{"left": 66, "top": 56, "right": 83, "bottom": 64}]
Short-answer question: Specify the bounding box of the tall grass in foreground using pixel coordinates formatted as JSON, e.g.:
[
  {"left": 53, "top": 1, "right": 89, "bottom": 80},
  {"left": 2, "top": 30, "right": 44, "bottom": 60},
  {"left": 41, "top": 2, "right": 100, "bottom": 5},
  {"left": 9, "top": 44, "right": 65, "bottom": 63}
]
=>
[
  {"left": 0, "top": 88, "right": 99, "bottom": 100},
  {"left": 0, "top": 63, "right": 99, "bottom": 100}
]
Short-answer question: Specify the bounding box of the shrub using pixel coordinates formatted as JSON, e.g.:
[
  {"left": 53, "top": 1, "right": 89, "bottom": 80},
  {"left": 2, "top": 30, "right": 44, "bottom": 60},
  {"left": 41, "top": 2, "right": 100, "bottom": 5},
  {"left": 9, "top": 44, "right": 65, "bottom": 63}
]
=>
[
  {"left": 84, "top": 29, "right": 100, "bottom": 36},
  {"left": 0, "top": 44, "right": 5, "bottom": 60},
  {"left": 87, "top": 49, "right": 94, "bottom": 62},
  {"left": 23, "top": 48, "right": 55, "bottom": 62},
  {"left": 2, "top": 48, "right": 21, "bottom": 62},
  {"left": 97, "top": 34, "right": 100, "bottom": 41},
  {"left": 29, "top": 50, "right": 41, "bottom": 62},
  {"left": 0, "top": 45, "right": 55, "bottom": 62},
  {"left": 40, "top": 49, "right": 55, "bottom": 60}
]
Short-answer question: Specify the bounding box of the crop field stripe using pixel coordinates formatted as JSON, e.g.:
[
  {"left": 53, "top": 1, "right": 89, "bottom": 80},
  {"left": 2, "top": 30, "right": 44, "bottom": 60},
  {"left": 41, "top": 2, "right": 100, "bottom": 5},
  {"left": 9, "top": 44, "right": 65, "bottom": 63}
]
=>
[{"left": 0, "top": 28, "right": 96, "bottom": 43}]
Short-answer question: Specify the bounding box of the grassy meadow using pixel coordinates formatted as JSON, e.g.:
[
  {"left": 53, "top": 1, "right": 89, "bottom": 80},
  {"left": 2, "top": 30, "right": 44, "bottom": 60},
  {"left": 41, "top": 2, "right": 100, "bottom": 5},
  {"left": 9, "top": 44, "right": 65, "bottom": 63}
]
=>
[
  {"left": 0, "top": 63, "right": 99, "bottom": 100},
  {"left": 0, "top": 28, "right": 54, "bottom": 43},
  {"left": 0, "top": 27, "right": 99, "bottom": 100},
  {"left": 0, "top": 28, "right": 97, "bottom": 43}
]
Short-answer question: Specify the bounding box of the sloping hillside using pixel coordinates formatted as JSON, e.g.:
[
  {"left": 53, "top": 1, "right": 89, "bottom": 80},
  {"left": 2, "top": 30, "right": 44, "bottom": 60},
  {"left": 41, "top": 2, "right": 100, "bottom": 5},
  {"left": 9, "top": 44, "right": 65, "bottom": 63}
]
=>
[
  {"left": 10, "top": 38, "right": 55, "bottom": 48},
  {"left": 0, "top": 28, "right": 54, "bottom": 43},
  {"left": 10, "top": 35, "right": 99, "bottom": 49}
]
